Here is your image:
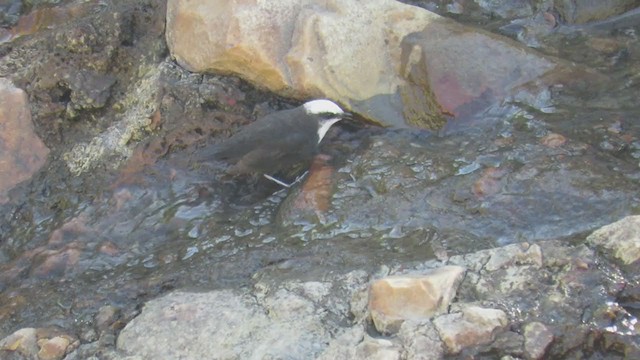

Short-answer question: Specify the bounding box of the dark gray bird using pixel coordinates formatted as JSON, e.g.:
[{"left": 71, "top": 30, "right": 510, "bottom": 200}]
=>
[{"left": 204, "top": 99, "right": 349, "bottom": 186}]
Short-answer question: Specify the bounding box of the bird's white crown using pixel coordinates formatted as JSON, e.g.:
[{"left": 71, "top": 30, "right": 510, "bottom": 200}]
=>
[{"left": 303, "top": 99, "right": 344, "bottom": 115}]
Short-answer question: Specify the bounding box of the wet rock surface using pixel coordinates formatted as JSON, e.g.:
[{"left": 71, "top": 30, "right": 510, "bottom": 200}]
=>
[
  {"left": 0, "top": 78, "right": 49, "bottom": 203},
  {"left": 0, "top": 0, "right": 639, "bottom": 359}
]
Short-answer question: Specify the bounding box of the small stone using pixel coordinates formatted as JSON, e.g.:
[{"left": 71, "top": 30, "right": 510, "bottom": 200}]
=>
[
  {"left": 398, "top": 321, "right": 444, "bottom": 360},
  {"left": 0, "top": 328, "right": 38, "bottom": 357},
  {"left": 433, "top": 305, "right": 508, "bottom": 354},
  {"left": 355, "top": 336, "right": 401, "bottom": 360},
  {"left": 540, "top": 133, "right": 566, "bottom": 148},
  {"left": 484, "top": 243, "right": 543, "bottom": 271},
  {"left": 523, "top": 322, "right": 554, "bottom": 360},
  {"left": 37, "top": 336, "right": 71, "bottom": 360},
  {"left": 95, "top": 305, "right": 120, "bottom": 331},
  {"left": 490, "top": 331, "right": 524, "bottom": 356},
  {"left": 587, "top": 216, "right": 640, "bottom": 265},
  {"left": 369, "top": 266, "right": 466, "bottom": 334}
]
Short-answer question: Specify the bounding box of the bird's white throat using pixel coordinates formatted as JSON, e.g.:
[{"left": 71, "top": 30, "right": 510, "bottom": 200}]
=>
[
  {"left": 317, "top": 118, "right": 342, "bottom": 142},
  {"left": 302, "top": 99, "right": 345, "bottom": 142}
]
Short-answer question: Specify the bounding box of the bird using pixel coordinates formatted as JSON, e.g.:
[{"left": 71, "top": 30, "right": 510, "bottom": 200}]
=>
[{"left": 201, "top": 99, "right": 350, "bottom": 187}]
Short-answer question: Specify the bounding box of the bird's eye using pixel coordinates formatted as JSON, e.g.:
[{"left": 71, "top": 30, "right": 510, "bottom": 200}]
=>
[{"left": 320, "top": 112, "right": 338, "bottom": 119}]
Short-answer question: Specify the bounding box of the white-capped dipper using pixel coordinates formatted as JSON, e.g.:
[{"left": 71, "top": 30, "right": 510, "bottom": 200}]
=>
[{"left": 211, "top": 99, "right": 350, "bottom": 187}]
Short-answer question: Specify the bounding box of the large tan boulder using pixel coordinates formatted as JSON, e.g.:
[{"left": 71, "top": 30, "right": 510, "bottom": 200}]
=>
[{"left": 166, "top": 0, "right": 557, "bottom": 129}]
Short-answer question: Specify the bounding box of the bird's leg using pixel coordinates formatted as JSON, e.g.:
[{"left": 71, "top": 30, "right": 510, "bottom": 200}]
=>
[
  {"left": 263, "top": 171, "right": 309, "bottom": 188},
  {"left": 263, "top": 174, "right": 292, "bottom": 188}
]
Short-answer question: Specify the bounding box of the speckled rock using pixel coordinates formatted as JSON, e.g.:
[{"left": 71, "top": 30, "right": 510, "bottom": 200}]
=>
[{"left": 117, "top": 289, "right": 332, "bottom": 359}]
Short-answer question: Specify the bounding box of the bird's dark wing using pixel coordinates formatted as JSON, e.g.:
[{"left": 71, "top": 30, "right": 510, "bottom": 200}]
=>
[
  {"left": 213, "top": 108, "right": 300, "bottom": 161},
  {"left": 229, "top": 126, "right": 319, "bottom": 175}
]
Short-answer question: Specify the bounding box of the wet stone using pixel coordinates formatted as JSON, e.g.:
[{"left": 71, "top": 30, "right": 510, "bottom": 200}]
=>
[
  {"left": 487, "top": 330, "right": 525, "bottom": 357},
  {"left": 37, "top": 336, "right": 71, "bottom": 360},
  {"left": 95, "top": 305, "right": 120, "bottom": 331},
  {"left": 483, "top": 243, "right": 543, "bottom": 271},
  {"left": 523, "top": 321, "right": 554, "bottom": 360},
  {"left": 555, "top": 0, "right": 639, "bottom": 24},
  {"left": 0, "top": 78, "right": 50, "bottom": 203},
  {"left": 62, "top": 70, "right": 116, "bottom": 117}
]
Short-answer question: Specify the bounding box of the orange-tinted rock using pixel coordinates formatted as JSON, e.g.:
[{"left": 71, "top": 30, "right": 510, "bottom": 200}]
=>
[
  {"left": 0, "top": 78, "right": 49, "bottom": 203},
  {"left": 473, "top": 167, "right": 507, "bottom": 197},
  {"left": 31, "top": 247, "right": 82, "bottom": 278},
  {"left": 0, "top": 2, "right": 95, "bottom": 44},
  {"left": 37, "top": 336, "right": 71, "bottom": 360},
  {"left": 293, "top": 154, "right": 335, "bottom": 214},
  {"left": 540, "top": 133, "right": 567, "bottom": 148},
  {"left": 369, "top": 266, "right": 466, "bottom": 334}
]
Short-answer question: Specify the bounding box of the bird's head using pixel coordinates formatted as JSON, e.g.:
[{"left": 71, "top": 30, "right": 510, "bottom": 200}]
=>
[{"left": 303, "top": 99, "right": 351, "bottom": 142}]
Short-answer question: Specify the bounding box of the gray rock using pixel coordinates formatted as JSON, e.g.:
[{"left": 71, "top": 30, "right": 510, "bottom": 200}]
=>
[
  {"left": 117, "top": 290, "right": 331, "bottom": 359},
  {"left": 433, "top": 304, "right": 508, "bottom": 354},
  {"left": 523, "top": 321, "right": 553, "bottom": 360}
]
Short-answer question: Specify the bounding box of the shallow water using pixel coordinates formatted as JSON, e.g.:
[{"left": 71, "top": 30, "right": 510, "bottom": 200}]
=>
[{"left": 1, "top": 1, "right": 639, "bottom": 340}]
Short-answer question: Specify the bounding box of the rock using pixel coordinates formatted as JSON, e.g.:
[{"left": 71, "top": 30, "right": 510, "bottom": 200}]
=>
[
  {"left": 555, "top": 0, "right": 639, "bottom": 24},
  {"left": 489, "top": 331, "right": 525, "bottom": 357},
  {"left": 523, "top": 321, "right": 554, "bottom": 360},
  {"left": 471, "top": 0, "right": 533, "bottom": 19},
  {"left": 166, "top": 0, "right": 557, "bottom": 129},
  {"left": 354, "top": 336, "right": 401, "bottom": 360},
  {"left": 61, "top": 69, "right": 116, "bottom": 118},
  {"left": 0, "top": 328, "right": 39, "bottom": 358},
  {"left": 433, "top": 304, "right": 508, "bottom": 355},
  {"left": 317, "top": 326, "right": 366, "bottom": 360},
  {"left": 483, "top": 243, "right": 543, "bottom": 271},
  {"left": 586, "top": 215, "right": 640, "bottom": 265},
  {"left": 117, "top": 289, "right": 331, "bottom": 359},
  {"left": 398, "top": 320, "right": 444, "bottom": 360},
  {"left": 0, "top": 78, "right": 50, "bottom": 203},
  {"left": 95, "top": 305, "right": 120, "bottom": 331},
  {"left": 37, "top": 336, "right": 71, "bottom": 360},
  {"left": 368, "top": 266, "right": 466, "bottom": 334},
  {"left": 317, "top": 326, "right": 403, "bottom": 360},
  {"left": 0, "top": 0, "right": 22, "bottom": 28}
]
